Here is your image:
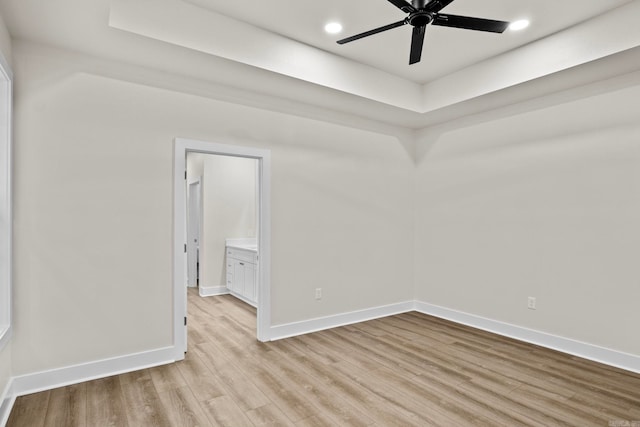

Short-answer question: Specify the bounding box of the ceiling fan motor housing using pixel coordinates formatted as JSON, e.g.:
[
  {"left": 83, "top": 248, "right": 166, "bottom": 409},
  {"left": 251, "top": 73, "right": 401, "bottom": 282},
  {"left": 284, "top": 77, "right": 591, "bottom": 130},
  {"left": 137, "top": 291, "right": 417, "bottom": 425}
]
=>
[{"left": 408, "top": 11, "right": 434, "bottom": 27}]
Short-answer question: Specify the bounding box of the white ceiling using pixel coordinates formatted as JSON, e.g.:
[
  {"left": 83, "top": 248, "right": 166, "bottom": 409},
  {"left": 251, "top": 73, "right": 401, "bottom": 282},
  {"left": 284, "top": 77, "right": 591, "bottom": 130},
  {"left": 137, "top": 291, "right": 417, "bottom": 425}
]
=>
[
  {"left": 183, "top": 0, "right": 632, "bottom": 84},
  {"left": 0, "top": 0, "right": 639, "bottom": 130}
]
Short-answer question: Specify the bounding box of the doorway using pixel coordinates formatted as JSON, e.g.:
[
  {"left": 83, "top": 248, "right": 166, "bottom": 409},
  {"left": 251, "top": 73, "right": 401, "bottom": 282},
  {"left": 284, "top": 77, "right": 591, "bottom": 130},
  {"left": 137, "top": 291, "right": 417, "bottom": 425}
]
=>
[{"left": 173, "top": 138, "right": 271, "bottom": 359}]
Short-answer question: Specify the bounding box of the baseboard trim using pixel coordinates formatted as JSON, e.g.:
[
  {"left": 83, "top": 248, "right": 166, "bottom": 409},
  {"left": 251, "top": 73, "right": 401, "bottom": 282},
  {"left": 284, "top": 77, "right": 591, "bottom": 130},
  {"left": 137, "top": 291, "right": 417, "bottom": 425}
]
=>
[
  {"left": 199, "top": 286, "right": 229, "bottom": 297},
  {"left": 414, "top": 301, "right": 640, "bottom": 374},
  {"left": 11, "top": 346, "right": 178, "bottom": 397},
  {"left": 269, "top": 301, "right": 415, "bottom": 341},
  {"left": 0, "top": 378, "right": 15, "bottom": 427},
  {"left": 3, "top": 299, "right": 639, "bottom": 414}
]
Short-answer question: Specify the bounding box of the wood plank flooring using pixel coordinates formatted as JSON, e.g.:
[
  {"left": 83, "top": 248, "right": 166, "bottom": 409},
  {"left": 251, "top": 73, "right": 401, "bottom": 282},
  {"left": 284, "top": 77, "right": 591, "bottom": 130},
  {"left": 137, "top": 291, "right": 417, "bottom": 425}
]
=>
[{"left": 8, "top": 289, "right": 640, "bottom": 426}]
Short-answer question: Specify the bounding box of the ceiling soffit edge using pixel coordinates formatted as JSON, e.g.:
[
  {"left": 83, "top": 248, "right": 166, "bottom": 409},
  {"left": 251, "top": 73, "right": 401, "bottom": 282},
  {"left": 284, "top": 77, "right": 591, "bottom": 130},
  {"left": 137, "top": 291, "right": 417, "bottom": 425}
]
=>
[
  {"left": 109, "top": 1, "right": 640, "bottom": 117},
  {"left": 421, "top": 1, "right": 640, "bottom": 113},
  {"left": 108, "top": 0, "right": 424, "bottom": 112}
]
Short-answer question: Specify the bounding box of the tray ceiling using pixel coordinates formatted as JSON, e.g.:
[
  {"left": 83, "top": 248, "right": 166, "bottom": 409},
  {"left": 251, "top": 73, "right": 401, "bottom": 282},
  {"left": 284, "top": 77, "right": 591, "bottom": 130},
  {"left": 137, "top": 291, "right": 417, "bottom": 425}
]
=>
[
  {"left": 183, "top": 0, "right": 632, "bottom": 84},
  {"left": 1, "top": 0, "right": 639, "bottom": 128}
]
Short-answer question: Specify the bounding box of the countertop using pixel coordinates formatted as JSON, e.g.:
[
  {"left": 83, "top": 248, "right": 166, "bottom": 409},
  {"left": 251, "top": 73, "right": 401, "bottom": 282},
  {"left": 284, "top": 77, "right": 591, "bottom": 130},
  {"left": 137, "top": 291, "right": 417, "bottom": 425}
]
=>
[
  {"left": 226, "top": 243, "right": 258, "bottom": 252},
  {"left": 225, "top": 238, "right": 258, "bottom": 252}
]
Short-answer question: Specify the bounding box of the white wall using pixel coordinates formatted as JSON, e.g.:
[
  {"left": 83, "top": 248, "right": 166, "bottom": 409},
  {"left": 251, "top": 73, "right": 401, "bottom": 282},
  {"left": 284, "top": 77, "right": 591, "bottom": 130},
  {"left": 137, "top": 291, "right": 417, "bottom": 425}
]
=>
[
  {"left": 200, "top": 155, "right": 256, "bottom": 288},
  {"left": 415, "top": 71, "right": 640, "bottom": 356},
  {"left": 9, "top": 22, "right": 640, "bottom": 384},
  {"left": 11, "top": 41, "right": 415, "bottom": 375},
  {"left": 186, "top": 152, "right": 204, "bottom": 182}
]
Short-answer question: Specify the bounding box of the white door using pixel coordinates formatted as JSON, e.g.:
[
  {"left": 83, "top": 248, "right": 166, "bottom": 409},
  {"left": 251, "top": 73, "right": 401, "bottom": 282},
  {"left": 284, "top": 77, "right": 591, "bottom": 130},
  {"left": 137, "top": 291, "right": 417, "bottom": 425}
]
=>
[{"left": 187, "top": 180, "right": 201, "bottom": 287}]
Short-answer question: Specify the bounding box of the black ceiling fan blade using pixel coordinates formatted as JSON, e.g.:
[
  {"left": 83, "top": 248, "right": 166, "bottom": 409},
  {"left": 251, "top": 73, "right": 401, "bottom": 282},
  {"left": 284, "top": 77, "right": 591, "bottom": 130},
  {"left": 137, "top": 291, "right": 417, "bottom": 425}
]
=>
[
  {"left": 409, "top": 25, "right": 426, "bottom": 65},
  {"left": 425, "top": 0, "right": 455, "bottom": 13},
  {"left": 337, "top": 19, "right": 407, "bottom": 45},
  {"left": 387, "top": 0, "right": 416, "bottom": 14},
  {"left": 433, "top": 14, "right": 510, "bottom": 33}
]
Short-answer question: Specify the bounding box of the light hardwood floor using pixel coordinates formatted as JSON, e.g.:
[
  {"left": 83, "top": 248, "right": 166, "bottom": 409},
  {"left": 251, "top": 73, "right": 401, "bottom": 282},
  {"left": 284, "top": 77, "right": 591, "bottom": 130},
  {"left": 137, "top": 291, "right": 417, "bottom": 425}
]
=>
[{"left": 8, "top": 289, "right": 640, "bottom": 426}]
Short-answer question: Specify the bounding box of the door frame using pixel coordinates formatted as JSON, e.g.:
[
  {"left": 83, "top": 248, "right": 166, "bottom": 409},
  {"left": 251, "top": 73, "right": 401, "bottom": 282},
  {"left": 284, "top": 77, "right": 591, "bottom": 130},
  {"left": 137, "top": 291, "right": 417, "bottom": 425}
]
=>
[
  {"left": 0, "top": 51, "right": 12, "bottom": 352},
  {"left": 173, "top": 138, "right": 272, "bottom": 358}
]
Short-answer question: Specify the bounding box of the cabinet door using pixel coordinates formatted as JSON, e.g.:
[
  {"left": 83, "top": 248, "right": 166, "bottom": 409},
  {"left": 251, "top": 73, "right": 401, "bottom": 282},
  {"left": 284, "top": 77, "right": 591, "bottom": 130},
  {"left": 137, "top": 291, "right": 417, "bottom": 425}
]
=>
[
  {"left": 226, "top": 259, "right": 234, "bottom": 291},
  {"left": 233, "top": 260, "right": 246, "bottom": 296},
  {"left": 244, "top": 262, "right": 256, "bottom": 303},
  {"left": 226, "top": 272, "right": 234, "bottom": 292}
]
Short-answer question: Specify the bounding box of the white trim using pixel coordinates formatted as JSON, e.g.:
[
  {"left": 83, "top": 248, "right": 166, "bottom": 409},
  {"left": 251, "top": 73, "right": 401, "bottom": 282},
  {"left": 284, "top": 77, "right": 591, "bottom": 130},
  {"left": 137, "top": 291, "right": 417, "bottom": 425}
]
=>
[
  {"left": 0, "top": 329, "right": 10, "bottom": 359},
  {"left": 0, "top": 50, "right": 13, "bottom": 354},
  {"left": 0, "top": 299, "right": 637, "bottom": 412},
  {"left": 0, "top": 378, "right": 15, "bottom": 427},
  {"left": 174, "top": 138, "right": 272, "bottom": 347},
  {"left": 269, "top": 299, "right": 640, "bottom": 373},
  {"left": 269, "top": 301, "right": 415, "bottom": 341},
  {"left": 414, "top": 301, "right": 640, "bottom": 375},
  {"left": 198, "top": 285, "right": 229, "bottom": 297},
  {"left": 228, "top": 290, "right": 257, "bottom": 309},
  {"left": 11, "top": 346, "right": 177, "bottom": 397}
]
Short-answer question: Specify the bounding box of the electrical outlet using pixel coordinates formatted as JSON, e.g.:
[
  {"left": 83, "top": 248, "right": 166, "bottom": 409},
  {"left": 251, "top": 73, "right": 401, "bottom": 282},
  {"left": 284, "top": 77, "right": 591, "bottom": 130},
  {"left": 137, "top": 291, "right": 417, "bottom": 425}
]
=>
[
  {"left": 527, "top": 297, "right": 537, "bottom": 310},
  {"left": 315, "top": 288, "right": 322, "bottom": 300}
]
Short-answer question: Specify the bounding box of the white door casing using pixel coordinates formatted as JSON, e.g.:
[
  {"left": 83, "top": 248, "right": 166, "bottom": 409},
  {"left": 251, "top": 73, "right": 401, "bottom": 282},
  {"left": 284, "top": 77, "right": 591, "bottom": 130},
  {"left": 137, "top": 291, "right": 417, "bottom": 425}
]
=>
[
  {"left": 0, "top": 52, "right": 12, "bottom": 352},
  {"left": 173, "top": 138, "right": 271, "bottom": 358}
]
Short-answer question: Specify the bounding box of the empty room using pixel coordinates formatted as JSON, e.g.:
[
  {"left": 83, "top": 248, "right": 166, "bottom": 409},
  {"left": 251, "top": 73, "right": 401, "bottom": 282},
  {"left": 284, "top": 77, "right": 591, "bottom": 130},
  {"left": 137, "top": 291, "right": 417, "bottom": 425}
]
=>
[{"left": 0, "top": 0, "right": 639, "bottom": 426}]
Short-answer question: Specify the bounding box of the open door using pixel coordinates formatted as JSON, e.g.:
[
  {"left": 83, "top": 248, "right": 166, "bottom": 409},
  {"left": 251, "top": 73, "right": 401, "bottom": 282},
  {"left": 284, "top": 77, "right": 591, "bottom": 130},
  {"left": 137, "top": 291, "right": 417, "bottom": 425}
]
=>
[{"left": 187, "top": 179, "right": 201, "bottom": 287}]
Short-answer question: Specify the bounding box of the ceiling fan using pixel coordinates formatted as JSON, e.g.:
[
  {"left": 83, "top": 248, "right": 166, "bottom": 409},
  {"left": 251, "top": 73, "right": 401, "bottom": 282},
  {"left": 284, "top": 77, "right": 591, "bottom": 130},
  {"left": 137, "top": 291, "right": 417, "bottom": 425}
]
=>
[{"left": 337, "top": 0, "right": 510, "bottom": 65}]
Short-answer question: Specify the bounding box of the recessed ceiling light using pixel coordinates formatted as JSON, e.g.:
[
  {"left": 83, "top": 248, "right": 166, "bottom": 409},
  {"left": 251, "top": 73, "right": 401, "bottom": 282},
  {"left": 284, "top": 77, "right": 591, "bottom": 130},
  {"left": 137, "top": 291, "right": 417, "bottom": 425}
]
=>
[
  {"left": 324, "top": 22, "right": 343, "bottom": 34},
  {"left": 509, "top": 19, "right": 530, "bottom": 31}
]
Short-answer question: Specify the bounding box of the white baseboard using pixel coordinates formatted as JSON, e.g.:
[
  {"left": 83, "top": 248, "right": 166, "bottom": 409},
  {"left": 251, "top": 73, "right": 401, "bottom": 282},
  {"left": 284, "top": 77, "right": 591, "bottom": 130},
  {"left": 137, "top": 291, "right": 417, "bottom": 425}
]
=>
[
  {"left": 414, "top": 301, "right": 640, "bottom": 375},
  {"left": 2, "top": 299, "right": 639, "bottom": 421},
  {"left": 11, "top": 346, "right": 178, "bottom": 397},
  {"left": 199, "top": 285, "right": 229, "bottom": 297},
  {"left": 227, "top": 290, "right": 257, "bottom": 308},
  {"left": 269, "top": 301, "right": 415, "bottom": 341},
  {"left": 0, "top": 378, "right": 15, "bottom": 427}
]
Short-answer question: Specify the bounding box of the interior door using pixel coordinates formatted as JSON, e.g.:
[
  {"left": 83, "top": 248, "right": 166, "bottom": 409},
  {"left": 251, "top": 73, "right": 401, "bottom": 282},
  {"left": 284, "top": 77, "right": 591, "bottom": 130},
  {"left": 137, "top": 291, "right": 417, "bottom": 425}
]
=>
[{"left": 187, "top": 180, "right": 201, "bottom": 287}]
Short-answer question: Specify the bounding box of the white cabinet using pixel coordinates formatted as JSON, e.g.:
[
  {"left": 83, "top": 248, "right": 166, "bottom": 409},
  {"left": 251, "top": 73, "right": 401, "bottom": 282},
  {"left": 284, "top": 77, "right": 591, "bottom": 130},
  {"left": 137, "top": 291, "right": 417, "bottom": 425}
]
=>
[
  {"left": 226, "top": 246, "right": 258, "bottom": 307},
  {"left": 244, "top": 262, "right": 256, "bottom": 302}
]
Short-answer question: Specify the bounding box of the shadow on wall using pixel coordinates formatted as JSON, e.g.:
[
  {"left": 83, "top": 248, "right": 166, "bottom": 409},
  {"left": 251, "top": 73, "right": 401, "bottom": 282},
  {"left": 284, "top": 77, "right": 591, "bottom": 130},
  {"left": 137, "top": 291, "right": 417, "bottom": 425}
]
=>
[{"left": 414, "top": 56, "right": 640, "bottom": 166}]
